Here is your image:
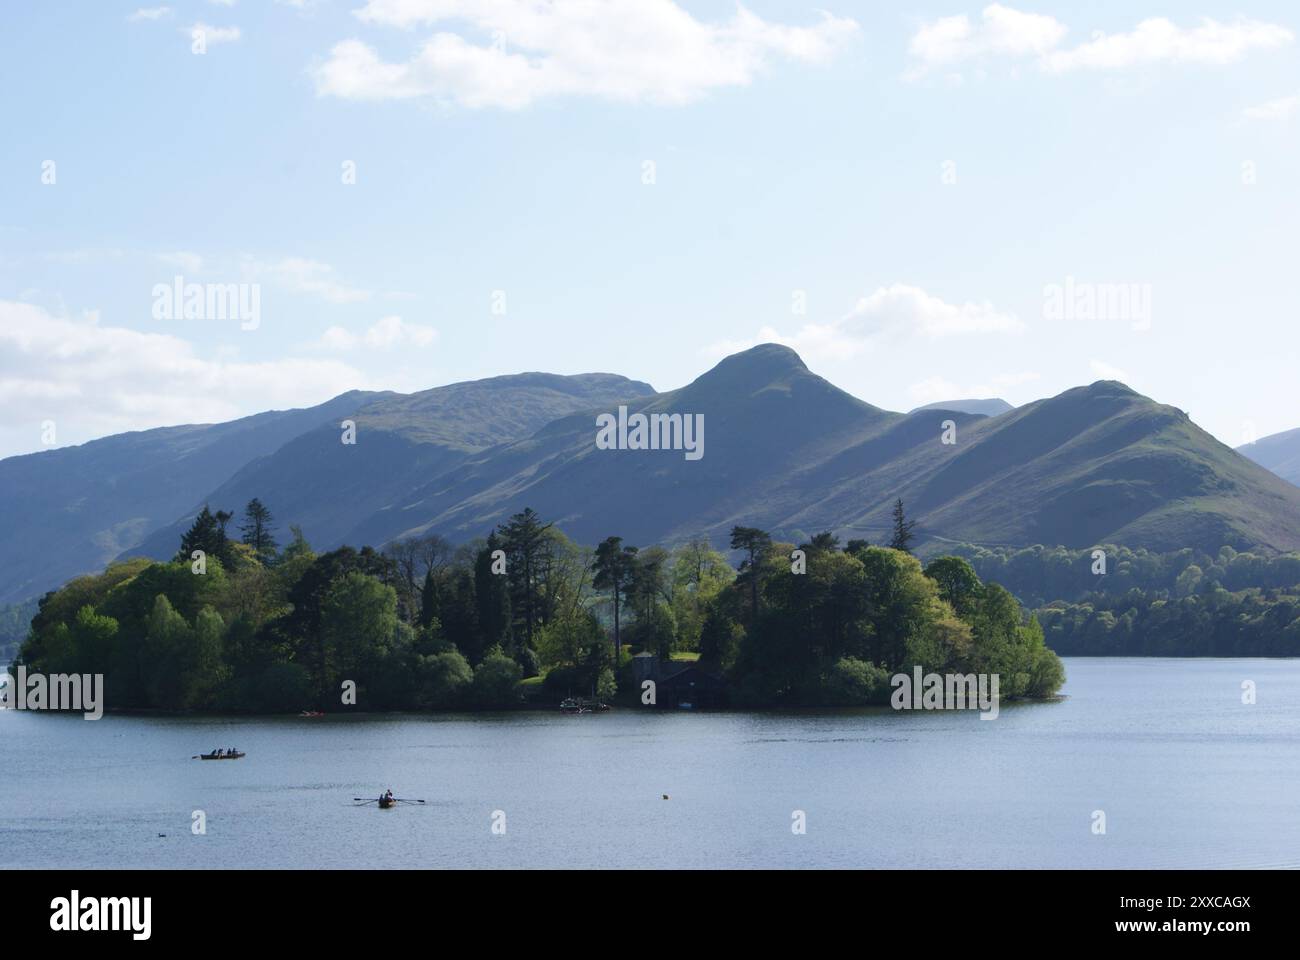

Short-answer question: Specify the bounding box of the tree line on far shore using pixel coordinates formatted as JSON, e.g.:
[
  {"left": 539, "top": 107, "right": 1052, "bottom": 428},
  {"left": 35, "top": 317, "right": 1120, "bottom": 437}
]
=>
[{"left": 15, "top": 499, "right": 1064, "bottom": 712}]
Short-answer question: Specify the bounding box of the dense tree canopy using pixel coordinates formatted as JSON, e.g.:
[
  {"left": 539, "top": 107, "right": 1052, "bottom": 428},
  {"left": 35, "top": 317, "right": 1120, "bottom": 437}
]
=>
[{"left": 17, "top": 503, "right": 1074, "bottom": 713}]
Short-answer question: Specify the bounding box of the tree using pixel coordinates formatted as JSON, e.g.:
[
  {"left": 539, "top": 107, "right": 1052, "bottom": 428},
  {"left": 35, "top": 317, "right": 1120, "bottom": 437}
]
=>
[
  {"left": 319, "top": 571, "right": 399, "bottom": 703},
  {"left": 888, "top": 499, "right": 918, "bottom": 554},
  {"left": 670, "top": 539, "right": 734, "bottom": 651},
  {"left": 474, "top": 534, "right": 512, "bottom": 654},
  {"left": 857, "top": 547, "right": 939, "bottom": 669},
  {"left": 419, "top": 568, "right": 440, "bottom": 630},
  {"left": 629, "top": 547, "right": 670, "bottom": 624},
  {"left": 472, "top": 646, "right": 523, "bottom": 707},
  {"left": 214, "top": 510, "right": 235, "bottom": 563},
  {"left": 729, "top": 526, "right": 773, "bottom": 624},
  {"left": 697, "top": 607, "right": 742, "bottom": 671},
  {"left": 178, "top": 506, "right": 222, "bottom": 563},
  {"left": 923, "top": 556, "right": 983, "bottom": 616},
  {"left": 805, "top": 532, "right": 840, "bottom": 554},
  {"left": 418, "top": 650, "right": 473, "bottom": 708},
  {"left": 537, "top": 607, "right": 606, "bottom": 671},
  {"left": 592, "top": 536, "right": 638, "bottom": 661},
  {"left": 440, "top": 567, "right": 482, "bottom": 663},
  {"left": 497, "top": 508, "right": 553, "bottom": 651},
  {"left": 240, "top": 498, "right": 278, "bottom": 560}
]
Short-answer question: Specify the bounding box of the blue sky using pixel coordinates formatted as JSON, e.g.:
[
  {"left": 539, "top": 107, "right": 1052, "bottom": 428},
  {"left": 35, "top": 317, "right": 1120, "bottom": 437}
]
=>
[{"left": 1, "top": 0, "right": 1297, "bottom": 458}]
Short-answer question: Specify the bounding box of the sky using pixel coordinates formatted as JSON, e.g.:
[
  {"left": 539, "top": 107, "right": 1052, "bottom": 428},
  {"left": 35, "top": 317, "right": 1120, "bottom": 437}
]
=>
[{"left": 1, "top": 0, "right": 1297, "bottom": 459}]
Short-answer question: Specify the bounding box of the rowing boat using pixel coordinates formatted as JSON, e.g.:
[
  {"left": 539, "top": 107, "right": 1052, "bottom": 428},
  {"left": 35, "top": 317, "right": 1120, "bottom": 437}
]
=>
[
  {"left": 378, "top": 796, "right": 396, "bottom": 809},
  {"left": 198, "top": 751, "right": 245, "bottom": 760}
]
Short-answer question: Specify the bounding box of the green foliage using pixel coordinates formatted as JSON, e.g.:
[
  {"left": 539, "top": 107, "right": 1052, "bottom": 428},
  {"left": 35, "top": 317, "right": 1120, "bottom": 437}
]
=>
[
  {"left": 591, "top": 535, "right": 637, "bottom": 655},
  {"left": 697, "top": 606, "right": 743, "bottom": 671},
  {"left": 178, "top": 505, "right": 232, "bottom": 567},
  {"left": 726, "top": 536, "right": 1065, "bottom": 706},
  {"left": 0, "top": 597, "right": 38, "bottom": 663},
  {"left": 942, "top": 542, "right": 1300, "bottom": 608},
  {"left": 1039, "top": 586, "right": 1300, "bottom": 657},
  {"left": 824, "top": 657, "right": 892, "bottom": 706},
  {"left": 417, "top": 650, "right": 474, "bottom": 708},
  {"left": 16, "top": 506, "right": 1070, "bottom": 714},
  {"left": 472, "top": 647, "right": 523, "bottom": 707},
  {"left": 668, "top": 538, "right": 735, "bottom": 651},
  {"left": 888, "top": 499, "right": 918, "bottom": 553},
  {"left": 239, "top": 498, "right": 278, "bottom": 560},
  {"left": 923, "top": 556, "right": 983, "bottom": 616}
]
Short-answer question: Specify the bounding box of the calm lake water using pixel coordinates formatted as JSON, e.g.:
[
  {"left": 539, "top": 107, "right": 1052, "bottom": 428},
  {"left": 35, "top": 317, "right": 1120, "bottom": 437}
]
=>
[{"left": 3, "top": 658, "right": 1299, "bottom": 869}]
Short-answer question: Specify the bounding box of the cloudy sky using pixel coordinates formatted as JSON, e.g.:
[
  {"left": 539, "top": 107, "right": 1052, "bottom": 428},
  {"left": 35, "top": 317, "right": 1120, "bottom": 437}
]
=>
[{"left": 1, "top": 0, "right": 1297, "bottom": 458}]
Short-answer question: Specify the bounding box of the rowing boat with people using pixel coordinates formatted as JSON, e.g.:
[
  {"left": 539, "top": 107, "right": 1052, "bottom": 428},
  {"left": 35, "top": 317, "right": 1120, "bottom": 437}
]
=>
[{"left": 194, "top": 750, "right": 245, "bottom": 760}]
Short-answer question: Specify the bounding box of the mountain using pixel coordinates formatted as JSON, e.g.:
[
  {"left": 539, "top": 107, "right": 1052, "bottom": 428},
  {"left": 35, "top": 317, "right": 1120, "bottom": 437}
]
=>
[
  {"left": 6, "top": 344, "right": 1298, "bottom": 604},
  {"left": 1238, "top": 427, "right": 1300, "bottom": 486},
  {"left": 0, "top": 391, "right": 382, "bottom": 605},
  {"left": 124, "top": 371, "right": 656, "bottom": 567},
  {"left": 909, "top": 398, "right": 1014, "bottom": 417},
  {"left": 347, "top": 345, "right": 1300, "bottom": 556}
]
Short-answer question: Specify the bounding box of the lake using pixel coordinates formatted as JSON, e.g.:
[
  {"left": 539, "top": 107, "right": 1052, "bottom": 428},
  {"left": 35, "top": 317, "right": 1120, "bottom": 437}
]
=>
[{"left": 3, "top": 657, "right": 1299, "bottom": 869}]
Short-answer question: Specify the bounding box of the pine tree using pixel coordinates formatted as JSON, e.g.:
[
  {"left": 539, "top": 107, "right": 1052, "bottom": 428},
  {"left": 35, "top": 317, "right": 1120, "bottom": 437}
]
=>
[
  {"left": 419, "top": 568, "right": 440, "bottom": 630},
  {"left": 497, "top": 508, "right": 552, "bottom": 651},
  {"left": 474, "top": 534, "right": 512, "bottom": 653},
  {"left": 178, "top": 505, "right": 221, "bottom": 562},
  {"left": 240, "top": 498, "right": 278, "bottom": 560},
  {"left": 592, "top": 536, "right": 638, "bottom": 661},
  {"left": 888, "top": 498, "right": 918, "bottom": 554},
  {"left": 729, "top": 526, "right": 773, "bottom": 624}
]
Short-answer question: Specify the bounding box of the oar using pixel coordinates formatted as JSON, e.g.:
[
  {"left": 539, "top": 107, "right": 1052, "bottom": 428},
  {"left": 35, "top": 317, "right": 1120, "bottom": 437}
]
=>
[
  {"left": 395, "top": 798, "right": 426, "bottom": 804},
  {"left": 352, "top": 798, "right": 379, "bottom": 806}
]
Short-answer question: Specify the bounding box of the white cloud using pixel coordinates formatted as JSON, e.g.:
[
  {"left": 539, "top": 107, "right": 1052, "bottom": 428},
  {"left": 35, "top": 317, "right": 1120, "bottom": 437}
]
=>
[
  {"left": 846, "top": 284, "right": 1024, "bottom": 339},
  {"left": 128, "top": 6, "right": 172, "bottom": 21},
  {"left": 186, "top": 22, "right": 241, "bottom": 45},
  {"left": 0, "top": 301, "right": 370, "bottom": 457},
  {"left": 906, "top": 6, "right": 1291, "bottom": 79},
  {"left": 316, "top": 315, "right": 438, "bottom": 350},
  {"left": 249, "top": 257, "right": 372, "bottom": 304},
  {"left": 1243, "top": 92, "right": 1300, "bottom": 121},
  {"left": 703, "top": 283, "right": 1022, "bottom": 365},
  {"left": 313, "top": 0, "right": 859, "bottom": 108},
  {"left": 906, "top": 4, "right": 1065, "bottom": 79},
  {"left": 1042, "top": 17, "right": 1292, "bottom": 73}
]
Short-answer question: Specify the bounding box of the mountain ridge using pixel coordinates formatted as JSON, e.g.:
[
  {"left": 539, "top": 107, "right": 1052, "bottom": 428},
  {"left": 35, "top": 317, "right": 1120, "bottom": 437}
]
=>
[
  {"left": 4, "top": 344, "right": 1298, "bottom": 604},
  {"left": 1238, "top": 426, "right": 1300, "bottom": 487}
]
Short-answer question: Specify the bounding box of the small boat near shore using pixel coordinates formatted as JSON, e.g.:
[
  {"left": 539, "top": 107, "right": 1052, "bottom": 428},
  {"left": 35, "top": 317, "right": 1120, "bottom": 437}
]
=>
[
  {"left": 298, "top": 711, "right": 325, "bottom": 718},
  {"left": 561, "top": 697, "right": 610, "bottom": 714}
]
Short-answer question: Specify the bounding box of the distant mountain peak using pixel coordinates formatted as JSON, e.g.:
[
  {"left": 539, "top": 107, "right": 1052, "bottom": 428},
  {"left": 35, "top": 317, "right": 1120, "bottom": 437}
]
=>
[
  {"left": 708, "top": 342, "right": 807, "bottom": 375},
  {"left": 909, "top": 398, "right": 1013, "bottom": 417},
  {"left": 1079, "top": 379, "right": 1141, "bottom": 399}
]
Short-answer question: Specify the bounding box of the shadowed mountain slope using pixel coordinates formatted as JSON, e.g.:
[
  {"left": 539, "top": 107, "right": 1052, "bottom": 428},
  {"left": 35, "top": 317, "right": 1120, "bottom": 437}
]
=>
[
  {"left": 354, "top": 346, "right": 1300, "bottom": 556},
  {"left": 8, "top": 345, "right": 1297, "bottom": 604},
  {"left": 123, "top": 371, "right": 656, "bottom": 566},
  {"left": 0, "top": 391, "right": 381, "bottom": 604},
  {"left": 1238, "top": 427, "right": 1300, "bottom": 486}
]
